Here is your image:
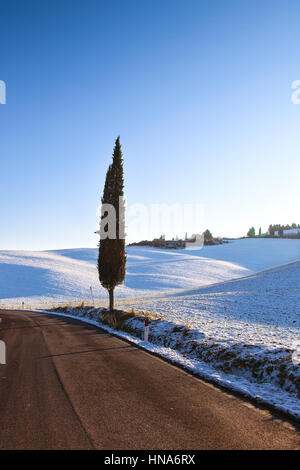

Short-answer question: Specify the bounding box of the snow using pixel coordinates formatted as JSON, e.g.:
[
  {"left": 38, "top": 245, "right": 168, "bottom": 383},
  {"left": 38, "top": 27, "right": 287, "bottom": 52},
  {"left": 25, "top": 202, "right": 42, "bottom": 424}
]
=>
[
  {"left": 0, "top": 238, "right": 300, "bottom": 419},
  {"left": 0, "top": 238, "right": 299, "bottom": 307}
]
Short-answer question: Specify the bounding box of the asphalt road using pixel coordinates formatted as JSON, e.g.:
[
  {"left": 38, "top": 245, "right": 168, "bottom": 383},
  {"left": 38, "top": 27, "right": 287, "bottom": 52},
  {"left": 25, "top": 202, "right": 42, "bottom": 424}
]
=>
[{"left": 0, "top": 309, "right": 299, "bottom": 450}]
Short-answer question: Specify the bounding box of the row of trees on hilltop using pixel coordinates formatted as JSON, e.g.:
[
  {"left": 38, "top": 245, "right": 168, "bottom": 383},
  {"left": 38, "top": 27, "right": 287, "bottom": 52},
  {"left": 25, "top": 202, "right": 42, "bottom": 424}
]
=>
[
  {"left": 268, "top": 223, "right": 300, "bottom": 236},
  {"left": 247, "top": 224, "right": 300, "bottom": 238}
]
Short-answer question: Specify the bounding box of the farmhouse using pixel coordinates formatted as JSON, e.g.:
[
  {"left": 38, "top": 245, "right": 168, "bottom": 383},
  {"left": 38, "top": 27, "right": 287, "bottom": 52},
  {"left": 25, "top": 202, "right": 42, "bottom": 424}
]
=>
[
  {"left": 274, "top": 228, "right": 300, "bottom": 237},
  {"left": 153, "top": 238, "right": 187, "bottom": 249}
]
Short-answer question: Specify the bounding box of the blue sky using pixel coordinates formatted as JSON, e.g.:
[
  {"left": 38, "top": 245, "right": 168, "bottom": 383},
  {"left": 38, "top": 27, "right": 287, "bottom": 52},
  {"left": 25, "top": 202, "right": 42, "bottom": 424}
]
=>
[{"left": 0, "top": 0, "right": 299, "bottom": 249}]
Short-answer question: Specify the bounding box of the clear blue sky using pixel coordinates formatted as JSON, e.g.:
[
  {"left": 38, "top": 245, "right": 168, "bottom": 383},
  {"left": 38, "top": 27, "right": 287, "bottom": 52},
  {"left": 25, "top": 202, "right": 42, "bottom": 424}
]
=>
[{"left": 0, "top": 0, "right": 299, "bottom": 249}]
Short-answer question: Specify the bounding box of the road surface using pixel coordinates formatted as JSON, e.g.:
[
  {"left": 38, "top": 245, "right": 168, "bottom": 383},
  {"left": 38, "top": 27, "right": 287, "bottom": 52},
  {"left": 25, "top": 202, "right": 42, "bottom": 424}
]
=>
[{"left": 0, "top": 309, "right": 299, "bottom": 450}]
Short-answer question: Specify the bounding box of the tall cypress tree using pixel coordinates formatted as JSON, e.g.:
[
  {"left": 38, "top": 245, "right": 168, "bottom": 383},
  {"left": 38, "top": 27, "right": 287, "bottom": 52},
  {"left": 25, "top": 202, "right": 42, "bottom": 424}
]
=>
[{"left": 98, "top": 137, "right": 126, "bottom": 312}]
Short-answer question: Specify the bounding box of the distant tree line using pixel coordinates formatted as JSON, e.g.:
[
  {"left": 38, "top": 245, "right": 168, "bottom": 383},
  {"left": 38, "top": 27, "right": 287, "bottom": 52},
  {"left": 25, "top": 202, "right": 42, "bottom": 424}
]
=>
[
  {"left": 268, "top": 223, "right": 300, "bottom": 236},
  {"left": 128, "top": 229, "right": 227, "bottom": 248},
  {"left": 247, "top": 223, "right": 300, "bottom": 238}
]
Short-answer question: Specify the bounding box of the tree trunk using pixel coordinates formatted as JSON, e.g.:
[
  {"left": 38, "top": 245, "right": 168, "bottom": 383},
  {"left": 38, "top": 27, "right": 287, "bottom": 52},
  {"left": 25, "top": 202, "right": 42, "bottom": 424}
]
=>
[{"left": 109, "top": 288, "right": 114, "bottom": 313}]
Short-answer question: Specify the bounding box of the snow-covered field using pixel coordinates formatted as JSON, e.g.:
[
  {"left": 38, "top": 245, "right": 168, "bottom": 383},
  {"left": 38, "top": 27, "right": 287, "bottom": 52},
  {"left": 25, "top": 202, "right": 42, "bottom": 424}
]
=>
[
  {"left": 49, "top": 258, "right": 300, "bottom": 419},
  {"left": 118, "top": 261, "right": 300, "bottom": 416},
  {"left": 0, "top": 238, "right": 299, "bottom": 308},
  {"left": 1, "top": 238, "right": 300, "bottom": 419}
]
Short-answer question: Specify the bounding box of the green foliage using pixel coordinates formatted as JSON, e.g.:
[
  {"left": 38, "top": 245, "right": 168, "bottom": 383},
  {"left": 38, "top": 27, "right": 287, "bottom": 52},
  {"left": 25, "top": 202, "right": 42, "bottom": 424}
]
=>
[
  {"left": 204, "top": 229, "right": 213, "bottom": 241},
  {"left": 247, "top": 227, "right": 256, "bottom": 238},
  {"left": 98, "top": 137, "right": 126, "bottom": 311},
  {"left": 268, "top": 223, "right": 300, "bottom": 237}
]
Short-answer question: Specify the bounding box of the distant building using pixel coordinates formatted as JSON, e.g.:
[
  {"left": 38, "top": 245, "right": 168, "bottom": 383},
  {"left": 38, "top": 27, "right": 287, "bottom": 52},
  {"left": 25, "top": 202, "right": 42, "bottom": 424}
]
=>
[
  {"left": 128, "top": 234, "right": 224, "bottom": 249},
  {"left": 274, "top": 228, "right": 300, "bottom": 237},
  {"left": 164, "top": 239, "right": 186, "bottom": 249},
  {"left": 153, "top": 238, "right": 187, "bottom": 249}
]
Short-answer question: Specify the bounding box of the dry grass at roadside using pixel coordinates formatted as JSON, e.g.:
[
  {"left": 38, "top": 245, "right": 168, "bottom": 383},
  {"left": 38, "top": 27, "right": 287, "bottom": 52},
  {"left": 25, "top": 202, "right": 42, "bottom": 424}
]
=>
[{"left": 50, "top": 305, "right": 300, "bottom": 401}]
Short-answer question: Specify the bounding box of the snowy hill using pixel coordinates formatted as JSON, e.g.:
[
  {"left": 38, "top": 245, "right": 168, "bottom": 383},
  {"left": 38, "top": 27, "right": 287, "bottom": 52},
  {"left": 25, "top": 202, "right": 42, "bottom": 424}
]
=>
[
  {"left": 0, "top": 238, "right": 299, "bottom": 308},
  {"left": 1, "top": 237, "right": 299, "bottom": 417},
  {"left": 49, "top": 259, "right": 300, "bottom": 419},
  {"left": 113, "top": 260, "right": 300, "bottom": 418}
]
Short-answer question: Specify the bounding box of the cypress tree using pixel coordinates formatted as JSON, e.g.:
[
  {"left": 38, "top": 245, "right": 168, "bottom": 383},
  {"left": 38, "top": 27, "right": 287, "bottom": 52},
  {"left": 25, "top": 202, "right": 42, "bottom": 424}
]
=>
[{"left": 98, "top": 137, "right": 126, "bottom": 312}]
